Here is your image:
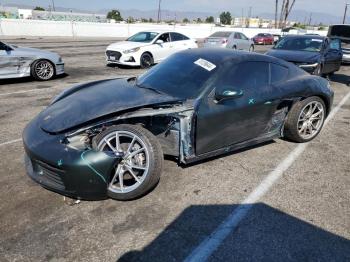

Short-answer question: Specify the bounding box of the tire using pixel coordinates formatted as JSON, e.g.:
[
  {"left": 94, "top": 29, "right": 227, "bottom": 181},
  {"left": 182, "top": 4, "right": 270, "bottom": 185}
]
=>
[
  {"left": 140, "top": 52, "right": 154, "bottom": 69},
  {"left": 93, "top": 124, "right": 163, "bottom": 200},
  {"left": 249, "top": 45, "right": 254, "bottom": 52},
  {"left": 284, "top": 96, "right": 326, "bottom": 143},
  {"left": 232, "top": 45, "right": 237, "bottom": 50},
  {"left": 31, "top": 59, "right": 55, "bottom": 81}
]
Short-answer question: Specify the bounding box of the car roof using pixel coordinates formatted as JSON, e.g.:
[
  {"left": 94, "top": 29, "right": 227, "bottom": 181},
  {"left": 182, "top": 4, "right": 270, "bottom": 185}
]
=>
[
  {"left": 178, "top": 48, "right": 291, "bottom": 67},
  {"left": 282, "top": 34, "right": 326, "bottom": 40}
]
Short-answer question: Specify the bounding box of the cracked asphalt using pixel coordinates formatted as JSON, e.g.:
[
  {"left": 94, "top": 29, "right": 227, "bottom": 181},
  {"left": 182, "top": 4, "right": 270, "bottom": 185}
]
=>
[{"left": 0, "top": 37, "right": 349, "bottom": 262}]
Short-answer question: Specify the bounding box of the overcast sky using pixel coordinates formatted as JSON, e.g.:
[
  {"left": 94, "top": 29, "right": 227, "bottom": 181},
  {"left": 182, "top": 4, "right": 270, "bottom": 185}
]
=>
[{"left": 1, "top": 0, "right": 348, "bottom": 16}]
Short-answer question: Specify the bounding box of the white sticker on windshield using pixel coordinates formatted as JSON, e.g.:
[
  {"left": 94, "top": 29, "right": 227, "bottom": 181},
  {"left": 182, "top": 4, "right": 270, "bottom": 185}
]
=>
[
  {"left": 194, "top": 58, "right": 216, "bottom": 71},
  {"left": 312, "top": 39, "right": 323, "bottom": 42}
]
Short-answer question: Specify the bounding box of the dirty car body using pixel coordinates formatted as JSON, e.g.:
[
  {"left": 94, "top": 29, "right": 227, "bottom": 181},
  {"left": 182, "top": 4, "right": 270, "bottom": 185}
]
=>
[{"left": 23, "top": 49, "right": 333, "bottom": 200}]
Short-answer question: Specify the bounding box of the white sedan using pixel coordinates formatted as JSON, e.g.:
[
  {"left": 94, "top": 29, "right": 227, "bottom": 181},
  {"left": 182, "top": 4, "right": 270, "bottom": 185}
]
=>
[{"left": 106, "top": 31, "right": 198, "bottom": 68}]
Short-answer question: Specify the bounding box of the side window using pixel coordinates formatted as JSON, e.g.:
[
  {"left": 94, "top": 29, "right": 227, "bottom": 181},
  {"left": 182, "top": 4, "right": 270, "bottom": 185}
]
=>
[
  {"left": 234, "top": 33, "right": 241, "bottom": 39},
  {"left": 270, "top": 63, "right": 289, "bottom": 84},
  {"left": 158, "top": 33, "right": 170, "bottom": 43},
  {"left": 0, "top": 42, "right": 8, "bottom": 50},
  {"left": 170, "top": 32, "right": 189, "bottom": 41},
  {"left": 329, "top": 38, "right": 341, "bottom": 50},
  {"left": 240, "top": 33, "right": 248, "bottom": 40},
  {"left": 216, "top": 61, "right": 270, "bottom": 95}
]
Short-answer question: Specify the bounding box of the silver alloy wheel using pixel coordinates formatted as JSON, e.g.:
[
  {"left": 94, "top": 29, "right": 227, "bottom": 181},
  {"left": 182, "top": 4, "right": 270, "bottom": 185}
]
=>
[
  {"left": 297, "top": 101, "right": 325, "bottom": 140},
  {"left": 97, "top": 131, "right": 150, "bottom": 194},
  {"left": 35, "top": 60, "right": 54, "bottom": 80}
]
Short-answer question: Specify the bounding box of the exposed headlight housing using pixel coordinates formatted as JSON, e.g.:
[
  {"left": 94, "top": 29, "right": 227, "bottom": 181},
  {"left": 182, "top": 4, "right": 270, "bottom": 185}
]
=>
[
  {"left": 123, "top": 47, "right": 140, "bottom": 54},
  {"left": 58, "top": 57, "right": 63, "bottom": 63}
]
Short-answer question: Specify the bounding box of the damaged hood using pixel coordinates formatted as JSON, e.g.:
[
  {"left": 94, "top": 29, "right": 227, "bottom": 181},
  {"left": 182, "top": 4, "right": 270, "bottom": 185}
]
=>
[
  {"left": 106, "top": 41, "right": 150, "bottom": 51},
  {"left": 38, "top": 78, "right": 182, "bottom": 133},
  {"left": 266, "top": 49, "right": 321, "bottom": 64}
]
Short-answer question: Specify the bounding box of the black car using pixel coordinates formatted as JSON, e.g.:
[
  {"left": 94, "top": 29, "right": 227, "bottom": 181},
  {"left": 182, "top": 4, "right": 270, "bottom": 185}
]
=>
[
  {"left": 266, "top": 35, "right": 342, "bottom": 76},
  {"left": 23, "top": 49, "right": 334, "bottom": 200}
]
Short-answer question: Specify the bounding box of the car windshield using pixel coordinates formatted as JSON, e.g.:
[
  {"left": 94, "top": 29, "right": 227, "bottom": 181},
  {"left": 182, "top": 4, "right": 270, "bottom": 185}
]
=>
[
  {"left": 136, "top": 53, "right": 218, "bottom": 99},
  {"left": 274, "top": 37, "right": 323, "bottom": 52},
  {"left": 127, "top": 32, "right": 159, "bottom": 43},
  {"left": 210, "top": 31, "right": 232, "bottom": 38}
]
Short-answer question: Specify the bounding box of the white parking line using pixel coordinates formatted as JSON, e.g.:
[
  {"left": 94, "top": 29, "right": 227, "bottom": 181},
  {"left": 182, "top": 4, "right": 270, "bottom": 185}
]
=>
[
  {"left": 184, "top": 90, "right": 350, "bottom": 262},
  {"left": 0, "top": 138, "right": 22, "bottom": 147}
]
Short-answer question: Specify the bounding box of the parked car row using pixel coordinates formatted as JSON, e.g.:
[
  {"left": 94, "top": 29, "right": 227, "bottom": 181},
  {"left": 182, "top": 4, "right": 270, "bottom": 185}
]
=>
[{"left": 1, "top": 26, "right": 349, "bottom": 82}]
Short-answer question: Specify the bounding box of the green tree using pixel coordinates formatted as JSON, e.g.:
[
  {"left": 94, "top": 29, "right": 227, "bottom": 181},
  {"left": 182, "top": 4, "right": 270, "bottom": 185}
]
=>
[
  {"left": 149, "top": 18, "right": 154, "bottom": 23},
  {"left": 34, "top": 6, "right": 45, "bottom": 11},
  {"left": 196, "top": 17, "right": 202, "bottom": 23},
  {"left": 219, "top": 11, "right": 232, "bottom": 25},
  {"left": 141, "top": 18, "right": 148, "bottom": 23},
  {"left": 106, "top": 9, "right": 123, "bottom": 21},
  {"left": 205, "top": 16, "right": 214, "bottom": 23},
  {"left": 183, "top": 18, "right": 189, "bottom": 23}
]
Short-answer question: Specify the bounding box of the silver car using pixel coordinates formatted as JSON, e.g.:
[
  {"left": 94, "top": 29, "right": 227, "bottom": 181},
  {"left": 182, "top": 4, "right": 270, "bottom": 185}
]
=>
[
  {"left": 0, "top": 41, "right": 64, "bottom": 81},
  {"left": 203, "top": 31, "right": 254, "bottom": 51}
]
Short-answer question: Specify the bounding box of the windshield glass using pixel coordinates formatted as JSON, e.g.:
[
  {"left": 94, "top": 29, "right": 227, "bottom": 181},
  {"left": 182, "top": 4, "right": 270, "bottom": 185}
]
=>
[
  {"left": 274, "top": 37, "right": 323, "bottom": 52},
  {"left": 127, "top": 32, "right": 159, "bottom": 43},
  {"left": 210, "top": 31, "right": 232, "bottom": 38},
  {"left": 329, "top": 25, "right": 350, "bottom": 39},
  {"left": 136, "top": 53, "right": 218, "bottom": 99}
]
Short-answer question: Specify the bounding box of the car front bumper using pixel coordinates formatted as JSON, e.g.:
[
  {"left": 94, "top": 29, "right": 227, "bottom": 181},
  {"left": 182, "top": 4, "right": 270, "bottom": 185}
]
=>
[
  {"left": 23, "top": 116, "right": 120, "bottom": 200},
  {"left": 106, "top": 50, "right": 140, "bottom": 66},
  {"left": 298, "top": 63, "right": 318, "bottom": 74},
  {"left": 342, "top": 53, "right": 350, "bottom": 63},
  {"left": 55, "top": 63, "right": 65, "bottom": 75}
]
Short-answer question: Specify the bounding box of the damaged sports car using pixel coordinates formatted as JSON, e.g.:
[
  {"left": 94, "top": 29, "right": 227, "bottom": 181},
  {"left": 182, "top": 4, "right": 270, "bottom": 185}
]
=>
[{"left": 23, "top": 49, "right": 333, "bottom": 200}]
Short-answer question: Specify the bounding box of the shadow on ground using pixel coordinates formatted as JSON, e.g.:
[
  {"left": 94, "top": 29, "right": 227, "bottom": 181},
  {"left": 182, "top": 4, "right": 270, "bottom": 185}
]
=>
[
  {"left": 118, "top": 203, "right": 350, "bottom": 262},
  {"left": 330, "top": 73, "right": 350, "bottom": 86}
]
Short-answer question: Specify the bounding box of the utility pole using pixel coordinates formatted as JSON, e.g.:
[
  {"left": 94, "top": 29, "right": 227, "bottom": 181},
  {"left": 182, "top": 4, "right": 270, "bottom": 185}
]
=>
[
  {"left": 157, "top": 0, "right": 161, "bottom": 23},
  {"left": 51, "top": 0, "right": 55, "bottom": 11},
  {"left": 343, "top": 3, "right": 349, "bottom": 24},
  {"left": 275, "top": 0, "right": 278, "bottom": 28}
]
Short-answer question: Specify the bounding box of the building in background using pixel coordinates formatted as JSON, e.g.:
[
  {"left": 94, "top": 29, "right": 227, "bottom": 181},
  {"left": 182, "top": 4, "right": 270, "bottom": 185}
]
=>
[
  {"left": 32, "top": 10, "right": 107, "bottom": 22},
  {"left": 18, "top": 9, "right": 33, "bottom": 19}
]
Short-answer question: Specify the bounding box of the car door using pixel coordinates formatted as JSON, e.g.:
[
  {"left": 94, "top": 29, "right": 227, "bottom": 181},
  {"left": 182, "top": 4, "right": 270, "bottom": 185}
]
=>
[
  {"left": 234, "top": 33, "right": 242, "bottom": 49},
  {"left": 195, "top": 60, "right": 279, "bottom": 155},
  {"left": 239, "top": 33, "right": 250, "bottom": 50},
  {"left": 170, "top": 32, "right": 190, "bottom": 52},
  {"left": 151, "top": 33, "right": 174, "bottom": 62},
  {"left": 0, "top": 42, "right": 18, "bottom": 77},
  {"left": 322, "top": 38, "right": 342, "bottom": 73}
]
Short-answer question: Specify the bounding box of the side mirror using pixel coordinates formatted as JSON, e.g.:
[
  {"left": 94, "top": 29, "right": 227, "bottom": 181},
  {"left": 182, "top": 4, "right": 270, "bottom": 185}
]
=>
[
  {"left": 155, "top": 39, "right": 164, "bottom": 44},
  {"left": 215, "top": 89, "right": 243, "bottom": 102}
]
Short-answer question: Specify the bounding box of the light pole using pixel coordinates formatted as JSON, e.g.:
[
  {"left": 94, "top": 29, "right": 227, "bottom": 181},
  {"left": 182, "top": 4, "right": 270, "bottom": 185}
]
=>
[
  {"left": 157, "top": 0, "right": 162, "bottom": 23},
  {"left": 343, "top": 3, "right": 349, "bottom": 24}
]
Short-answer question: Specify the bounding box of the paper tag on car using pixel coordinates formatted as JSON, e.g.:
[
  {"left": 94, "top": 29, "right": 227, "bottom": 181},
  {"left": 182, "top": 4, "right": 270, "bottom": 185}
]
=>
[
  {"left": 312, "top": 39, "right": 323, "bottom": 42},
  {"left": 194, "top": 58, "right": 216, "bottom": 71}
]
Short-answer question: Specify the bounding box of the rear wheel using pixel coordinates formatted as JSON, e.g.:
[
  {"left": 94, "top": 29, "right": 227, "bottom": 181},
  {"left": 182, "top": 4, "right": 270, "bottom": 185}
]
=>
[
  {"left": 31, "top": 59, "right": 55, "bottom": 81},
  {"left": 249, "top": 45, "right": 254, "bottom": 52},
  {"left": 140, "top": 52, "right": 154, "bottom": 69},
  {"left": 93, "top": 124, "right": 163, "bottom": 200},
  {"left": 232, "top": 45, "right": 237, "bottom": 50},
  {"left": 284, "top": 97, "right": 326, "bottom": 143}
]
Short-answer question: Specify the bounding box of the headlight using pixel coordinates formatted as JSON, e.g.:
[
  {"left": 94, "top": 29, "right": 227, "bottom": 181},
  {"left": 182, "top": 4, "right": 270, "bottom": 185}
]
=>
[
  {"left": 123, "top": 47, "right": 140, "bottom": 54},
  {"left": 58, "top": 57, "right": 63, "bottom": 63},
  {"left": 64, "top": 133, "right": 90, "bottom": 150}
]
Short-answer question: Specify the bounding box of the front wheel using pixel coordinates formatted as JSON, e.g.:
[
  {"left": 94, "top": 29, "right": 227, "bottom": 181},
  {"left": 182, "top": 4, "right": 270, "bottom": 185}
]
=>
[
  {"left": 31, "top": 60, "right": 55, "bottom": 81},
  {"left": 140, "top": 52, "right": 154, "bottom": 69},
  {"left": 284, "top": 97, "right": 326, "bottom": 143},
  {"left": 93, "top": 124, "right": 163, "bottom": 200}
]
